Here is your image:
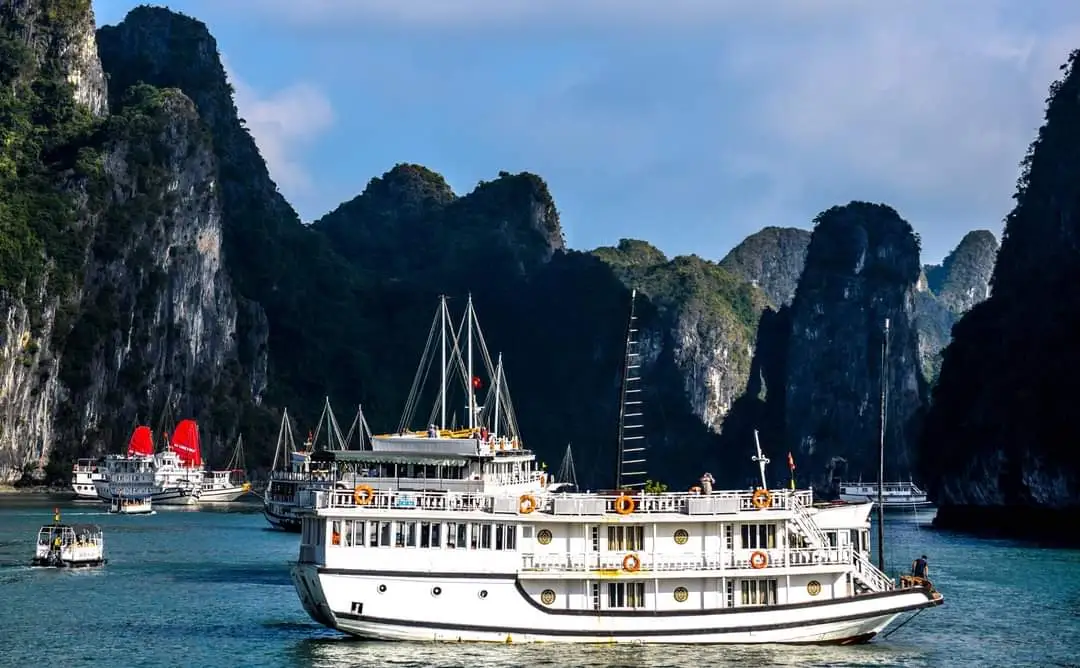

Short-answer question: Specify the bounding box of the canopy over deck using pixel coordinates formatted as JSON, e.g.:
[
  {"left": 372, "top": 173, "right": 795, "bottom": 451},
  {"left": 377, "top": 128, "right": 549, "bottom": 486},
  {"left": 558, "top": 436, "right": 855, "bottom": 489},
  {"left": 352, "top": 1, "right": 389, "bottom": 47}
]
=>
[{"left": 310, "top": 449, "right": 469, "bottom": 468}]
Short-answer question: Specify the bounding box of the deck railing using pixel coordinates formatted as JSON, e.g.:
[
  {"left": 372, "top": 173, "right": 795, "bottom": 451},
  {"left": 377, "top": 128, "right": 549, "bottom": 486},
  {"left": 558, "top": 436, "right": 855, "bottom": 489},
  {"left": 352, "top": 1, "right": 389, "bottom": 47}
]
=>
[
  {"left": 308, "top": 488, "right": 814, "bottom": 517},
  {"left": 520, "top": 546, "right": 856, "bottom": 573},
  {"left": 853, "top": 549, "right": 895, "bottom": 592}
]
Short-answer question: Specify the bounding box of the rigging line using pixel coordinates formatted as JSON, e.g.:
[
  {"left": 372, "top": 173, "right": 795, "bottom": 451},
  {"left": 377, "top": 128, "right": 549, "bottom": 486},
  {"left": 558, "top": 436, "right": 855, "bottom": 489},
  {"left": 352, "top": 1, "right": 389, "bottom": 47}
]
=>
[
  {"left": 881, "top": 608, "right": 924, "bottom": 639},
  {"left": 397, "top": 305, "right": 442, "bottom": 433},
  {"left": 427, "top": 308, "right": 471, "bottom": 428}
]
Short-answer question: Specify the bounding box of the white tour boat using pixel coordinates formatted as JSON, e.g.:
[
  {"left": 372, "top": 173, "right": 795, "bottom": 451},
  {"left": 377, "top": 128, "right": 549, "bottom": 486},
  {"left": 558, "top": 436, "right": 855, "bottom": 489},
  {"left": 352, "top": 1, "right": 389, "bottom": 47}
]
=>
[
  {"left": 32, "top": 508, "right": 106, "bottom": 568},
  {"left": 109, "top": 491, "right": 154, "bottom": 515},
  {"left": 837, "top": 480, "right": 933, "bottom": 511},
  {"left": 71, "top": 457, "right": 105, "bottom": 499},
  {"left": 200, "top": 435, "right": 252, "bottom": 503},
  {"left": 263, "top": 400, "right": 354, "bottom": 531},
  {"left": 94, "top": 425, "right": 202, "bottom": 506},
  {"left": 289, "top": 292, "right": 944, "bottom": 644}
]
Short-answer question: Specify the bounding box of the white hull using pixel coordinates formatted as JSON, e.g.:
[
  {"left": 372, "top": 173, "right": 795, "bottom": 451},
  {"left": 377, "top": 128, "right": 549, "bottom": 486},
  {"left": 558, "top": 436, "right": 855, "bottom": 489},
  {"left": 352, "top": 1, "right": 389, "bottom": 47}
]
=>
[
  {"left": 72, "top": 484, "right": 100, "bottom": 500},
  {"left": 291, "top": 566, "right": 941, "bottom": 644},
  {"left": 837, "top": 494, "right": 933, "bottom": 510},
  {"left": 97, "top": 485, "right": 199, "bottom": 506},
  {"left": 199, "top": 485, "right": 250, "bottom": 503}
]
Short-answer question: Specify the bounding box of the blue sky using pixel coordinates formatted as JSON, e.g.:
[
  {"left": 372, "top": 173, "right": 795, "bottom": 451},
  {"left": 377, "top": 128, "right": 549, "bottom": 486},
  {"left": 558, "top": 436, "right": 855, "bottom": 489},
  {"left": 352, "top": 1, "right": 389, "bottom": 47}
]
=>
[{"left": 92, "top": 1, "right": 1080, "bottom": 264}]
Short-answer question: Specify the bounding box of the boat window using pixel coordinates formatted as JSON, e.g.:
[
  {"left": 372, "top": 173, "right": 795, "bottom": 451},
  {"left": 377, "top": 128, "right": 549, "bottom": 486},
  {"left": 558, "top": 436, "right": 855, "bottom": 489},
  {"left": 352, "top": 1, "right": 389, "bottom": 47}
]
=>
[
  {"left": 431, "top": 522, "right": 442, "bottom": 547},
  {"left": 725, "top": 580, "right": 735, "bottom": 607},
  {"left": 606, "top": 526, "right": 644, "bottom": 551},
  {"left": 495, "top": 524, "right": 505, "bottom": 550},
  {"left": 395, "top": 522, "right": 406, "bottom": 547},
  {"left": 481, "top": 524, "right": 492, "bottom": 549},
  {"left": 438, "top": 522, "right": 451, "bottom": 548},
  {"left": 332, "top": 520, "right": 342, "bottom": 546},
  {"left": 606, "top": 582, "right": 646, "bottom": 609},
  {"left": 342, "top": 520, "right": 353, "bottom": 546},
  {"left": 740, "top": 579, "right": 778, "bottom": 606},
  {"left": 354, "top": 520, "right": 365, "bottom": 546},
  {"left": 741, "top": 524, "right": 776, "bottom": 549},
  {"left": 368, "top": 521, "right": 378, "bottom": 547},
  {"left": 405, "top": 521, "right": 418, "bottom": 547},
  {"left": 455, "top": 523, "right": 466, "bottom": 548},
  {"left": 825, "top": 531, "right": 838, "bottom": 547},
  {"left": 724, "top": 525, "right": 733, "bottom": 551},
  {"left": 470, "top": 523, "right": 481, "bottom": 549},
  {"left": 378, "top": 521, "right": 392, "bottom": 547}
]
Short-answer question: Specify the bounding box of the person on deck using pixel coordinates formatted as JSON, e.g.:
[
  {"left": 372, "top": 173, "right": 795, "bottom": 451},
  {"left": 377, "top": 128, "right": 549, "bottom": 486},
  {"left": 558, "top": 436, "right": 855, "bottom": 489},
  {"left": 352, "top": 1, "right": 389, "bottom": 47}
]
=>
[{"left": 911, "top": 554, "right": 929, "bottom": 580}]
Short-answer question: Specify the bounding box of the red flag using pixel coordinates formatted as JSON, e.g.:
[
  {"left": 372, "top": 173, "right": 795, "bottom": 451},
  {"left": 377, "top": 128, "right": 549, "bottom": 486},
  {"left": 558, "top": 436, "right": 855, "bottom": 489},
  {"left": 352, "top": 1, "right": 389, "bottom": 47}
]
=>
[
  {"left": 472, "top": 376, "right": 483, "bottom": 390},
  {"left": 787, "top": 452, "right": 795, "bottom": 471}
]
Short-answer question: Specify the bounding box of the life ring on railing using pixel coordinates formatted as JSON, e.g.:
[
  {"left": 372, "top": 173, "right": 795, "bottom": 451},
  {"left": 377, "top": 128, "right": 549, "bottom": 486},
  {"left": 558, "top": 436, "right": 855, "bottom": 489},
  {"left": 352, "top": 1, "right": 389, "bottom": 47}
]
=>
[
  {"left": 614, "top": 494, "right": 636, "bottom": 515},
  {"left": 353, "top": 484, "right": 375, "bottom": 506},
  {"left": 751, "top": 488, "right": 772, "bottom": 510},
  {"left": 750, "top": 550, "right": 768, "bottom": 569},
  {"left": 623, "top": 553, "right": 641, "bottom": 572},
  {"left": 519, "top": 494, "right": 537, "bottom": 514}
]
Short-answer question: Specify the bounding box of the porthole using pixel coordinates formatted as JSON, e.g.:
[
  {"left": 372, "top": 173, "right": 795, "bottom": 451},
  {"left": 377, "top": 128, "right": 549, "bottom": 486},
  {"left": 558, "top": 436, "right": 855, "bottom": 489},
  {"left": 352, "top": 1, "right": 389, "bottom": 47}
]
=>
[
  {"left": 673, "top": 529, "right": 689, "bottom": 545},
  {"left": 432, "top": 586, "right": 442, "bottom": 597},
  {"left": 807, "top": 580, "right": 821, "bottom": 596},
  {"left": 673, "top": 586, "right": 689, "bottom": 603},
  {"left": 478, "top": 589, "right": 488, "bottom": 600},
  {"left": 537, "top": 529, "right": 553, "bottom": 545},
  {"left": 540, "top": 589, "right": 556, "bottom": 605},
  {"left": 377, "top": 584, "right": 387, "bottom": 594}
]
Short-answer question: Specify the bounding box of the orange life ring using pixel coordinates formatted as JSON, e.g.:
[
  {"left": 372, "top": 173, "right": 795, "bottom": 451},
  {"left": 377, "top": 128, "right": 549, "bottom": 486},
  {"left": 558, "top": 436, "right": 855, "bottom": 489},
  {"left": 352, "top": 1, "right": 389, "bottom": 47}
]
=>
[
  {"left": 614, "top": 494, "right": 635, "bottom": 515},
  {"left": 622, "top": 553, "right": 641, "bottom": 572},
  {"left": 353, "top": 484, "right": 375, "bottom": 506},
  {"left": 750, "top": 550, "right": 768, "bottom": 569},
  {"left": 519, "top": 494, "right": 537, "bottom": 514},
  {"left": 751, "top": 488, "right": 772, "bottom": 510}
]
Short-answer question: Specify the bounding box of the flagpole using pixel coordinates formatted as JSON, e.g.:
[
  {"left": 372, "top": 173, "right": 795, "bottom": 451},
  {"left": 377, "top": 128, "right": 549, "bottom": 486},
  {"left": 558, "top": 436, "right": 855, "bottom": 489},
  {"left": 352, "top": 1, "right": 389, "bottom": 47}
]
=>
[{"left": 788, "top": 452, "right": 796, "bottom": 490}]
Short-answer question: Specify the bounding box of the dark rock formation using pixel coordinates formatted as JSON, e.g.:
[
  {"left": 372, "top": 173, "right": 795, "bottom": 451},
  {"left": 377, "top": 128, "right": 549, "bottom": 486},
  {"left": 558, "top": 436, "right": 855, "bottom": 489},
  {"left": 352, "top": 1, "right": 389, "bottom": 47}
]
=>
[
  {"left": 784, "top": 203, "right": 927, "bottom": 491},
  {"left": 923, "top": 230, "right": 998, "bottom": 315},
  {"left": 719, "top": 227, "right": 811, "bottom": 307},
  {"left": 921, "top": 51, "right": 1080, "bottom": 542}
]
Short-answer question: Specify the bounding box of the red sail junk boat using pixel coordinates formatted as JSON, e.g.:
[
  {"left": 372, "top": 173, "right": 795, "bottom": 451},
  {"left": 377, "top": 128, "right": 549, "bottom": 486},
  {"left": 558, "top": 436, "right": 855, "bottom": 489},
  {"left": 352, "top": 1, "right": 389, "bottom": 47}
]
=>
[
  {"left": 169, "top": 419, "right": 203, "bottom": 468},
  {"left": 126, "top": 426, "right": 155, "bottom": 457}
]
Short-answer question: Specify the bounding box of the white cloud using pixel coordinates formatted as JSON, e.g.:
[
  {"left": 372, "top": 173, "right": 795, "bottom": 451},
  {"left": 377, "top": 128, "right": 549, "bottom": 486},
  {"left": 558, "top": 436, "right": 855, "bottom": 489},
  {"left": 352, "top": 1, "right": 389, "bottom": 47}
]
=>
[
  {"left": 221, "top": 57, "right": 335, "bottom": 195},
  {"left": 224, "top": 0, "right": 1080, "bottom": 261}
]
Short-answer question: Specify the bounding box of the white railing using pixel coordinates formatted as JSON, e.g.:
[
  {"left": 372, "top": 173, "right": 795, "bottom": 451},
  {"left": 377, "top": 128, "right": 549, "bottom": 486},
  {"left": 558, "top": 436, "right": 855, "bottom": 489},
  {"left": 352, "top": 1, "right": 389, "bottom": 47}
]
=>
[
  {"left": 520, "top": 546, "right": 855, "bottom": 574},
  {"left": 853, "top": 550, "right": 895, "bottom": 592},
  {"left": 314, "top": 487, "right": 814, "bottom": 516}
]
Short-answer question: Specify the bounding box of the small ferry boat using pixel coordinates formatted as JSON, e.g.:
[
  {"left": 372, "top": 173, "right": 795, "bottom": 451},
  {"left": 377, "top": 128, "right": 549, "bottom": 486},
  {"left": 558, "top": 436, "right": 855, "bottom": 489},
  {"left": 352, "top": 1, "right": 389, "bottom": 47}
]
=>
[
  {"left": 289, "top": 293, "right": 943, "bottom": 644},
  {"left": 31, "top": 508, "right": 106, "bottom": 568},
  {"left": 837, "top": 480, "right": 933, "bottom": 511},
  {"left": 71, "top": 458, "right": 105, "bottom": 499},
  {"left": 109, "top": 492, "right": 153, "bottom": 515},
  {"left": 263, "top": 400, "right": 352, "bottom": 531},
  {"left": 200, "top": 435, "right": 252, "bottom": 503}
]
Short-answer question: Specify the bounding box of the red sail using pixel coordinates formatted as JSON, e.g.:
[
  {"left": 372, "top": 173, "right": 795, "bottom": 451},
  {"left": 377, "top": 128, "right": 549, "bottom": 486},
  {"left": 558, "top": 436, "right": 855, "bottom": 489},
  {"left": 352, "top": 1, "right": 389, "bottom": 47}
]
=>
[
  {"left": 170, "top": 419, "right": 202, "bottom": 467},
  {"left": 127, "top": 426, "right": 154, "bottom": 457}
]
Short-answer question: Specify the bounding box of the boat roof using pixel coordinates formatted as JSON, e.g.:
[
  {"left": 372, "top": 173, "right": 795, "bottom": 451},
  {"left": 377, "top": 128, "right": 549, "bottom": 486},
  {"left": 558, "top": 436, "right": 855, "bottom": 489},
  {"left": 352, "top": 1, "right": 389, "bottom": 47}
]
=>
[
  {"left": 310, "top": 449, "right": 470, "bottom": 467},
  {"left": 39, "top": 523, "right": 101, "bottom": 532}
]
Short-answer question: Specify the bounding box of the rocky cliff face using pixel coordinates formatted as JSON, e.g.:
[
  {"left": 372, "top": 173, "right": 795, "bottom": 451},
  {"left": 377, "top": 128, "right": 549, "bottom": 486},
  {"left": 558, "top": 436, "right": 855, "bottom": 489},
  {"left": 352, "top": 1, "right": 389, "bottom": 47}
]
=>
[
  {"left": 719, "top": 227, "right": 811, "bottom": 307},
  {"left": 921, "top": 51, "right": 1080, "bottom": 541},
  {"left": 0, "top": 1, "right": 265, "bottom": 482},
  {"left": 783, "top": 203, "right": 927, "bottom": 489},
  {"left": 924, "top": 230, "right": 998, "bottom": 314}
]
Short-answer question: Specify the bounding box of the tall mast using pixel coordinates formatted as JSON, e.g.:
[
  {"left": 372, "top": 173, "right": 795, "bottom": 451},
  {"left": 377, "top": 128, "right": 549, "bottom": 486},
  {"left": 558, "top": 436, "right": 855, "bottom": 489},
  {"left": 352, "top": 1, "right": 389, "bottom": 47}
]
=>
[
  {"left": 877, "top": 318, "right": 890, "bottom": 572},
  {"left": 616, "top": 288, "right": 647, "bottom": 490},
  {"left": 440, "top": 295, "right": 447, "bottom": 431},
  {"left": 493, "top": 353, "right": 503, "bottom": 439},
  {"left": 467, "top": 293, "right": 475, "bottom": 430}
]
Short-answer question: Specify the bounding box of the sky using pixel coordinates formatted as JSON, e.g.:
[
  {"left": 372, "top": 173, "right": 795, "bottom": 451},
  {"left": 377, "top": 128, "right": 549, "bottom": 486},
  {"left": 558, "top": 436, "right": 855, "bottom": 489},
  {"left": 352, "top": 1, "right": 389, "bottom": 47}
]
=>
[{"left": 91, "top": 1, "right": 1080, "bottom": 265}]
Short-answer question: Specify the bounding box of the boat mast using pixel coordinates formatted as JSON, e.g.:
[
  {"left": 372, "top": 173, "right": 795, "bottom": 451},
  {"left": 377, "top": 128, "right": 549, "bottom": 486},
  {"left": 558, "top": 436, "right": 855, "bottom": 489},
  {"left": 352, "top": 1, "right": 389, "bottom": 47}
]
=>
[
  {"left": 752, "top": 429, "right": 769, "bottom": 490},
  {"left": 616, "top": 288, "right": 647, "bottom": 490},
  {"left": 467, "top": 293, "right": 475, "bottom": 430},
  {"left": 493, "top": 353, "right": 503, "bottom": 439},
  {"left": 558, "top": 443, "right": 578, "bottom": 489},
  {"left": 877, "top": 318, "right": 890, "bottom": 572},
  {"left": 440, "top": 295, "right": 447, "bottom": 431}
]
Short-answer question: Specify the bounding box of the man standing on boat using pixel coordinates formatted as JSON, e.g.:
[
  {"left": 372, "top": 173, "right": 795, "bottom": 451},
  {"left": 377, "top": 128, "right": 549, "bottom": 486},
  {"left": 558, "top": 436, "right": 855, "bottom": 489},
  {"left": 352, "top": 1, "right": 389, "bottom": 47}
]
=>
[{"left": 911, "top": 554, "right": 929, "bottom": 581}]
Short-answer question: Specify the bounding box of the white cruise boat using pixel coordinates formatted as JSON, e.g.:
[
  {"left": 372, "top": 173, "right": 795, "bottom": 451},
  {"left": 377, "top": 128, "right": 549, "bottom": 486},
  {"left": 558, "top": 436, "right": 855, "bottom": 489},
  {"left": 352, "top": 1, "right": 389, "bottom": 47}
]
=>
[
  {"left": 289, "top": 292, "right": 944, "bottom": 644},
  {"left": 94, "top": 425, "right": 202, "bottom": 506},
  {"left": 263, "top": 401, "right": 348, "bottom": 531},
  {"left": 837, "top": 480, "right": 933, "bottom": 511},
  {"left": 71, "top": 458, "right": 105, "bottom": 499},
  {"left": 200, "top": 435, "right": 252, "bottom": 503}
]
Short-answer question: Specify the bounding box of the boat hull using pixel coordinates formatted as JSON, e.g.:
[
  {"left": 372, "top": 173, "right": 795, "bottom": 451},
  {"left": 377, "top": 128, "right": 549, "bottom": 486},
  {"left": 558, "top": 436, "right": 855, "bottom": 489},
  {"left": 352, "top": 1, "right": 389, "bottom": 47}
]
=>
[
  {"left": 97, "top": 486, "right": 199, "bottom": 506},
  {"left": 31, "top": 557, "right": 107, "bottom": 568},
  {"left": 200, "top": 485, "right": 250, "bottom": 503},
  {"left": 264, "top": 503, "right": 302, "bottom": 532},
  {"left": 290, "top": 565, "right": 943, "bottom": 645}
]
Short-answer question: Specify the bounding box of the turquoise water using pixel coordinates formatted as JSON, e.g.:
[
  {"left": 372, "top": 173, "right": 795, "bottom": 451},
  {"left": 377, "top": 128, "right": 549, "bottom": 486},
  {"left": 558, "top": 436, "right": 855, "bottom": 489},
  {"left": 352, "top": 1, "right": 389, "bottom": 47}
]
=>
[{"left": 0, "top": 495, "right": 1077, "bottom": 667}]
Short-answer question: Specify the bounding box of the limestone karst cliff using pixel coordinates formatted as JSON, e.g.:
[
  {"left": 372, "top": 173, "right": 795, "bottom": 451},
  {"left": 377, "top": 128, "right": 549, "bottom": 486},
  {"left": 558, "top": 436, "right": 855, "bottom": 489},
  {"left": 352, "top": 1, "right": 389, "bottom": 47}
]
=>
[
  {"left": 0, "top": 1, "right": 264, "bottom": 482},
  {"left": 921, "top": 51, "right": 1080, "bottom": 541},
  {"left": 719, "top": 227, "right": 811, "bottom": 308},
  {"left": 782, "top": 203, "right": 927, "bottom": 489}
]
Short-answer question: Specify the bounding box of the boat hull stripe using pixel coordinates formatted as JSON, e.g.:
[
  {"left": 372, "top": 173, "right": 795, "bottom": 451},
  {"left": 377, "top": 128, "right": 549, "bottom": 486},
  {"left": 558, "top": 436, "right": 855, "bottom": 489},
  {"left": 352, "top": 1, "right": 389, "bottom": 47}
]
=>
[{"left": 315, "top": 567, "right": 942, "bottom": 618}]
